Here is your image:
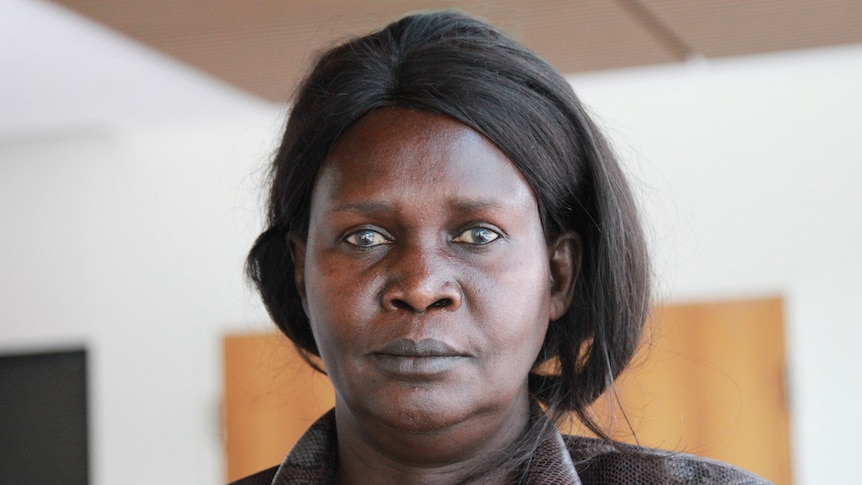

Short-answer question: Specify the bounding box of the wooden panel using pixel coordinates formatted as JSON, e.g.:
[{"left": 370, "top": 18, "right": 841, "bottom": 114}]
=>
[
  {"left": 222, "top": 333, "right": 334, "bottom": 482},
  {"left": 645, "top": 0, "right": 862, "bottom": 58},
  {"left": 49, "top": 0, "right": 862, "bottom": 102},
  {"left": 578, "top": 297, "right": 792, "bottom": 484},
  {"left": 51, "top": 0, "right": 677, "bottom": 102}
]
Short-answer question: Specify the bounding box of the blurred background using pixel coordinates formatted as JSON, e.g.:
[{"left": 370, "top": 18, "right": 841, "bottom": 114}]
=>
[{"left": 1, "top": 1, "right": 860, "bottom": 483}]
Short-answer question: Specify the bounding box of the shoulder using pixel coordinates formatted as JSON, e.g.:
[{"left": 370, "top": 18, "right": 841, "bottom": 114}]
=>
[
  {"left": 564, "top": 435, "right": 773, "bottom": 485},
  {"left": 228, "top": 410, "right": 338, "bottom": 485},
  {"left": 227, "top": 465, "right": 279, "bottom": 485}
]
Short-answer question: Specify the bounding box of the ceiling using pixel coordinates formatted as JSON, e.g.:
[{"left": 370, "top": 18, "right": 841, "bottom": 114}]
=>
[{"left": 49, "top": 0, "right": 862, "bottom": 103}]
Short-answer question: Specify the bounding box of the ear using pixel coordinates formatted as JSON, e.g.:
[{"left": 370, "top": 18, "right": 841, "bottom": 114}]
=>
[
  {"left": 548, "top": 232, "right": 582, "bottom": 321},
  {"left": 287, "top": 232, "right": 309, "bottom": 311}
]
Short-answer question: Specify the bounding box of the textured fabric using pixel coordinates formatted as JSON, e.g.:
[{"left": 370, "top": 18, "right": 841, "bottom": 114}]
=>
[{"left": 230, "top": 409, "right": 772, "bottom": 484}]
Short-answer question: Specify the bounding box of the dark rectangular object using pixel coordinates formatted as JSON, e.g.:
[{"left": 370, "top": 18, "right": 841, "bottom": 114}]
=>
[{"left": 0, "top": 348, "right": 89, "bottom": 484}]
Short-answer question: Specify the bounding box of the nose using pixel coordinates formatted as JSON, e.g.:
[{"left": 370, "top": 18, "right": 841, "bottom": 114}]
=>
[{"left": 380, "top": 244, "right": 463, "bottom": 314}]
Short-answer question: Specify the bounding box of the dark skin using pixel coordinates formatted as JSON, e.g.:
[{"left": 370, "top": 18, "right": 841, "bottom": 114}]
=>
[{"left": 289, "top": 108, "right": 580, "bottom": 484}]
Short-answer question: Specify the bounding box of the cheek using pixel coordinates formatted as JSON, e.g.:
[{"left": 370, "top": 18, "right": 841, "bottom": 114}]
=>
[
  {"left": 495, "top": 244, "right": 551, "bottom": 314},
  {"left": 303, "top": 250, "right": 381, "bottom": 350},
  {"left": 472, "top": 247, "right": 551, "bottom": 359}
]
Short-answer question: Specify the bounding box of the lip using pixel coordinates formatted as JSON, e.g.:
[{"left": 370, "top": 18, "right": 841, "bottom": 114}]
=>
[
  {"left": 371, "top": 338, "right": 470, "bottom": 377},
  {"left": 376, "top": 338, "right": 466, "bottom": 357}
]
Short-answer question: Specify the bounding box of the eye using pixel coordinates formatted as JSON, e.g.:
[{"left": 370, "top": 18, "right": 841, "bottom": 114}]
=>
[
  {"left": 454, "top": 227, "right": 500, "bottom": 245},
  {"left": 344, "top": 229, "right": 390, "bottom": 248}
]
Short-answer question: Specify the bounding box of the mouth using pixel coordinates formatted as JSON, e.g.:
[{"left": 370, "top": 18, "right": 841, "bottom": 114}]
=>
[
  {"left": 376, "top": 338, "right": 465, "bottom": 357},
  {"left": 371, "top": 338, "right": 469, "bottom": 376}
]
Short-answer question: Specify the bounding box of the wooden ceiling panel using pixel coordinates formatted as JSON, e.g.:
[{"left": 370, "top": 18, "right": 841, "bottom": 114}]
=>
[
  {"left": 50, "top": 0, "right": 677, "bottom": 102},
  {"left": 644, "top": 0, "right": 862, "bottom": 58},
  {"left": 492, "top": 0, "right": 682, "bottom": 73},
  {"left": 52, "top": 0, "right": 429, "bottom": 101},
  {"left": 50, "top": 0, "right": 862, "bottom": 102}
]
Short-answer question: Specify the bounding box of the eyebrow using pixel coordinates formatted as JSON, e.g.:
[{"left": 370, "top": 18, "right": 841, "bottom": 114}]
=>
[
  {"left": 326, "top": 198, "right": 512, "bottom": 216},
  {"left": 326, "top": 201, "right": 393, "bottom": 216},
  {"left": 447, "top": 198, "right": 511, "bottom": 213}
]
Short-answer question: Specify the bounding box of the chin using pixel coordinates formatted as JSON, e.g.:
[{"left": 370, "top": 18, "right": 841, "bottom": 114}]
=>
[{"left": 369, "top": 387, "right": 477, "bottom": 434}]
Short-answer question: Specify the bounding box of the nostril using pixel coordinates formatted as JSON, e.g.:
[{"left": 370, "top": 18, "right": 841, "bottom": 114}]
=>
[
  {"left": 391, "top": 299, "right": 413, "bottom": 311},
  {"left": 430, "top": 298, "right": 452, "bottom": 309},
  {"left": 389, "top": 297, "right": 452, "bottom": 312}
]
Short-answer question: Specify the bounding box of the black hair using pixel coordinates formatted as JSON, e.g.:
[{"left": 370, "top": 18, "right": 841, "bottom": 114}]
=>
[{"left": 246, "top": 9, "right": 650, "bottom": 481}]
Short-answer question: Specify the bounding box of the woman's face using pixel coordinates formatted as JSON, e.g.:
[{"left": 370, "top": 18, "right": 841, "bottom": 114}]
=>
[{"left": 291, "top": 108, "right": 574, "bottom": 434}]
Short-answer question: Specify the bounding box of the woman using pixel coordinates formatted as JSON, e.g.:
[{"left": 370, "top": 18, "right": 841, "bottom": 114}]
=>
[{"left": 238, "top": 10, "right": 770, "bottom": 485}]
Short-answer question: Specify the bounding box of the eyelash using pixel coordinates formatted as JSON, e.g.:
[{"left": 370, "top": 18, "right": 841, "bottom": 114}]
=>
[{"left": 342, "top": 226, "right": 502, "bottom": 248}]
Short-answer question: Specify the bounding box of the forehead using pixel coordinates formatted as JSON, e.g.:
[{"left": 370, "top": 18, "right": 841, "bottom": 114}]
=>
[{"left": 312, "top": 108, "right": 538, "bottom": 213}]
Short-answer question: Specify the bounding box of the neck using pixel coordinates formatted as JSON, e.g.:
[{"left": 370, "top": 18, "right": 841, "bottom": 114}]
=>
[{"left": 333, "top": 396, "right": 531, "bottom": 485}]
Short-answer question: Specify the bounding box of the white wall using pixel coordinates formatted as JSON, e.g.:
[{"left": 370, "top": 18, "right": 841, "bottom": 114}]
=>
[{"left": 1, "top": 41, "right": 859, "bottom": 484}]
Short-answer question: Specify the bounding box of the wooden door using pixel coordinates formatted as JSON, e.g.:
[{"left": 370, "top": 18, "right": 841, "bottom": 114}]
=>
[
  {"left": 222, "top": 333, "right": 334, "bottom": 482},
  {"left": 577, "top": 297, "right": 792, "bottom": 484},
  {"left": 223, "top": 297, "right": 791, "bottom": 484}
]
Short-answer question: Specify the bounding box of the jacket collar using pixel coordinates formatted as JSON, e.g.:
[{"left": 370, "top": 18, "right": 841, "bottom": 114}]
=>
[{"left": 271, "top": 407, "right": 581, "bottom": 484}]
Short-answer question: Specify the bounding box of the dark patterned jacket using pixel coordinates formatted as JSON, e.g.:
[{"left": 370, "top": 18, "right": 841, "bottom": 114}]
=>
[{"left": 230, "top": 409, "right": 771, "bottom": 484}]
